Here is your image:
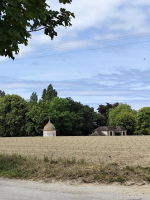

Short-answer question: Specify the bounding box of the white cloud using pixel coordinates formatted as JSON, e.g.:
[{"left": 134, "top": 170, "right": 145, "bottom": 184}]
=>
[
  {"left": 131, "top": 0, "right": 150, "bottom": 6},
  {"left": 1, "top": 0, "right": 150, "bottom": 60},
  {"left": 1, "top": 0, "right": 150, "bottom": 112},
  {"left": 0, "top": 56, "right": 9, "bottom": 62},
  {"left": 28, "top": 1, "right": 150, "bottom": 52},
  {"left": 46, "top": 0, "right": 150, "bottom": 33},
  {"left": 6, "top": 0, "right": 149, "bottom": 59}
]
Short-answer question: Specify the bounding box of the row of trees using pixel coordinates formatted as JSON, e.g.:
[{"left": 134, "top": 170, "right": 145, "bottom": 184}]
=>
[
  {"left": 0, "top": 84, "right": 99, "bottom": 137},
  {"left": 97, "top": 103, "right": 150, "bottom": 135},
  {"left": 0, "top": 84, "right": 150, "bottom": 136}
]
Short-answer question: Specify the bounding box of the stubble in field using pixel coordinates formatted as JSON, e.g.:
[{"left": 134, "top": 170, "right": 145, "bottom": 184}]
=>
[{"left": 0, "top": 136, "right": 150, "bottom": 167}]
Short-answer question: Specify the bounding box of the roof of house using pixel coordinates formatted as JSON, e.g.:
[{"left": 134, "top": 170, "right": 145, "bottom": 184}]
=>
[
  {"left": 95, "top": 126, "right": 126, "bottom": 132},
  {"left": 91, "top": 130, "right": 106, "bottom": 136},
  {"left": 43, "top": 120, "right": 56, "bottom": 131}
]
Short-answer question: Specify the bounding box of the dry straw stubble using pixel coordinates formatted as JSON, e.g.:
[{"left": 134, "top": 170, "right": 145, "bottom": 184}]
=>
[{"left": 0, "top": 136, "right": 150, "bottom": 167}]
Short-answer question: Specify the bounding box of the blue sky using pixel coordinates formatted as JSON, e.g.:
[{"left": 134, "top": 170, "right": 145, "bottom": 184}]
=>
[{"left": 1, "top": 0, "right": 150, "bottom": 111}]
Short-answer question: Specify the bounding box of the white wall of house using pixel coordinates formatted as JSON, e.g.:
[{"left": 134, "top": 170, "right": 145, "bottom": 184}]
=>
[
  {"left": 122, "top": 131, "right": 127, "bottom": 136},
  {"left": 101, "top": 130, "right": 127, "bottom": 136},
  {"left": 101, "top": 131, "right": 108, "bottom": 136},
  {"left": 43, "top": 131, "right": 56, "bottom": 137}
]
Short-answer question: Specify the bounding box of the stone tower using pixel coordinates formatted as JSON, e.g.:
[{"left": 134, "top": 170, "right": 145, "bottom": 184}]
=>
[{"left": 43, "top": 118, "right": 56, "bottom": 137}]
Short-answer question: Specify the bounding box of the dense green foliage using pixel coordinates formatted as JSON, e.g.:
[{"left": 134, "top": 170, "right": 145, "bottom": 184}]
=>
[
  {"left": 26, "top": 97, "right": 97, "bottom": 136},
  {"left": 0, "top": 95, "right": 28, "bottom": 137},
  {"left": 25, "top": 99, "right": 50, "bottom": 136},
  {"left": 29, "top": 92, "right": 38, "bottom": 103},
  {"left": 97, "top": 102, "right": 119, "bottom": 125},
  {"left": 0, "top": 84, "right": 100, "bottom": 136},
  {"left": 0, "top": 85, "right": 150, "bottom": 136},
  {"left": 115, "top": 112, "right": 136, "bottom": 135},
  {"left": 41, "top": 84, "right": 57, "bottom": 101},
  {"left": 0, "top": 0, "right": 75, "bottom": 59},
  {"left": 108, "top": 104, "right": 137, "bottom": 135},
  {"left": 135, "top": 107, "right": 150, "bottom": 135},
  {"left": 0, "top": 90, "right": 5, "bottom": 97}
]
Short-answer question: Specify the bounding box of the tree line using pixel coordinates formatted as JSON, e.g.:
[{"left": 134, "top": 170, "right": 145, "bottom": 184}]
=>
[
  {"left": 98, "top": 103, "right": 150, "bottom": 135},
  {"left": 0, "top": 84, "right": 149, "bottom": 137},
  {"left": 0, "top": 84, "right": 98, "bottom": 137}
]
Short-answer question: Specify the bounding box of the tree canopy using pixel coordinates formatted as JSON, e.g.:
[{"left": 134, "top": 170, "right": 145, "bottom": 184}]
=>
[
  {"left": 0, "top": 0, "right": 75, "bottom": 59},
  {"left": 1, "top": 87, "right": 150, "bottom": 137},
  {"left": 0, "top": 94, "right": 28, "bottom": 137},
  {"left": 30, "top": 92, "right": 38, "bottom": 103},
  {"left": 97, "top": 102, "right": 119, "bottom": 125},
  {"left": 135, "top": 107, "right": 150, "bottom": 135},
  {"left": 0, "top": 90, "right": 5, "bottom": 97},
  {"left": 41, "top": 84, "right": 57, "bottom": 101},
  {"left": 26, "top": 97, "right": 97, "bottom": 136},
  {"left": 108, "top": 103, "right": 137, "bottom": 135},
  {"left": 115, "top": 111, "right": 136, "bottom": 135}
]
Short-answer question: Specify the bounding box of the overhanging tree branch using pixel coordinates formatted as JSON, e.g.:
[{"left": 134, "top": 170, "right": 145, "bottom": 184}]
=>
[{"left": 0, "top": 0, "right": 74, "bottom": 60}]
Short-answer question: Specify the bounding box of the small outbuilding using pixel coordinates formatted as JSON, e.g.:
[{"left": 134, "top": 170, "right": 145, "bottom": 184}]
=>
[
  {"left": 43, "top": 119, "right": 56, "bottom": 137},
  {"left": 91, "top": 126, "right": 127, "bottom": 136}
]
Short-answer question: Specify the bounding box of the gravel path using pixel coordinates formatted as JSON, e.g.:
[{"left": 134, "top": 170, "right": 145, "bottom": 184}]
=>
[{"left": 0, "top": 178, "right": 150, "bottom": 200}]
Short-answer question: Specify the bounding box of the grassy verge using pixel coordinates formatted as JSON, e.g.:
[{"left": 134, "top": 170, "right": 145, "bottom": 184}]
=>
[{"left": 0, "top": 154, "right": 150, "bottom": 184}]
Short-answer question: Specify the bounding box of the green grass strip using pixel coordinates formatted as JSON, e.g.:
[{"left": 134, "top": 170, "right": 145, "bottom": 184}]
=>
[{"left": 0, "top": 154, "right": 150, "bottom": 184}]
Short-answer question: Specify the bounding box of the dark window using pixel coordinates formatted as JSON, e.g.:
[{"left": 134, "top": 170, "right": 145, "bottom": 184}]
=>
[{"left": 115, "top": 132, "right": 121, "bottom": 136}]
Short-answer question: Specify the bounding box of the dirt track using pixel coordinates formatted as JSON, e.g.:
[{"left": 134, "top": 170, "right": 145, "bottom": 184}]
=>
[{"left": 0, "top": 178, "right": 150, "bottom": 200}]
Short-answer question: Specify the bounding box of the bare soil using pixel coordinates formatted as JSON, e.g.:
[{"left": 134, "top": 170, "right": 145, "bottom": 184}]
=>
[{"left": 0, "top": 136, "right": 150, "bottom": 167}]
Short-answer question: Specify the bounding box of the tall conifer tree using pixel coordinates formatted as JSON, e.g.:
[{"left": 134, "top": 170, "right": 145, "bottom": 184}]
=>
[{"left": 41, "top": 84, "right": 57, "bottom": 101}]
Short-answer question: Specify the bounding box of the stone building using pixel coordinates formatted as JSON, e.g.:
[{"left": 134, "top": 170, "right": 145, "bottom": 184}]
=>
[
  {"left": 43, "top": 119, "right": 56, "bottom": 137},
  {"left": 91, "top": 126, "right": 127, "bottom": 136}
]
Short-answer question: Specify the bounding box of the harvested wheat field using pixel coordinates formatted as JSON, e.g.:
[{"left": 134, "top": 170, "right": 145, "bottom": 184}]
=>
[{"left": 0, "top": 136, "right": 150, "bottom": 167}]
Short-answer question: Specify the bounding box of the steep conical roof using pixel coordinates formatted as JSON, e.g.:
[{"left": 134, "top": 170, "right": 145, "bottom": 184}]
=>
[{"left": 43, "top": 119, "right": 56, "bottom": 131}]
